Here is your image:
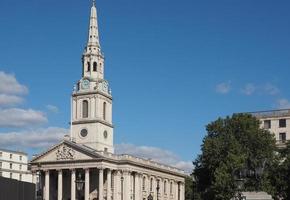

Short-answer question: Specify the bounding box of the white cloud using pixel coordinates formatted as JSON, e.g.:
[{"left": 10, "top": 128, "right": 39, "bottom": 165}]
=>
[
  {"left": 264, "top": 83, "right": 280, "bottom": 95},
  {"left": 241, "top": 83, "right": 256, "bottom": 95},
  {"left": 0, "top": 71, "right": 28, "bottom": 95},
  {"left": 46, "top": 105, "right": 59, "bottom": 113},
  {"left": 215, "top": 81, "right": 231, "bottom": 94},
  {"left": 0, "top": 108, "right": 47, "bottom": 128},
  {"left": 115, "top": 143, "right": 193, "bottom": 173},
  {"left": 241, "top": 83, "right": 280, "bottom": 96},
  {"left": 0, "top": 94, "right": 23, "bottom": 106},
  {"left": 277, "top": 98, "right": 290, "bottom": 109},
  {"left": 0, "top": 127, "right": 67, "bottom": 149}
]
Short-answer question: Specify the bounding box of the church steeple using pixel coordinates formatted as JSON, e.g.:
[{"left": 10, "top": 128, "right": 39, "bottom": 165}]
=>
[
  {"left": 82, "top": 0, "right": 105, "bottom": 80},
  {"left": 71, "top": 1, "right": 114, "bottom": 153},
  {"left": 87, "top": 0, "right": 100, "bottom": 48}
]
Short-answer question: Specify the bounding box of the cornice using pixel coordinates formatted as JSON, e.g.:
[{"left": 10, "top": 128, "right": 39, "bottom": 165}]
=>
[
  {"left": 72, "top": 119, "right": 114, "bottom": 128},
  {"left": 72, "top": 90, "right": 112, "bottom": 100}
]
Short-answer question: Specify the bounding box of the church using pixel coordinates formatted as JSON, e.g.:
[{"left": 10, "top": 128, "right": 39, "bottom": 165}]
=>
[{"left": 30, "top": 1, "right": 186, "bottom": 200}]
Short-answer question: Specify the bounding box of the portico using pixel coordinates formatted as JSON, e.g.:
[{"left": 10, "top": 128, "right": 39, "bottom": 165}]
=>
[{"left": 31, "top": 140, "right": 185, "bottom": 200}]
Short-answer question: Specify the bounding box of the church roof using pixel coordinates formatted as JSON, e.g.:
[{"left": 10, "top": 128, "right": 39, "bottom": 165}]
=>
[{"left": 30, "top": 139, "right": 186, "bottom": 177}]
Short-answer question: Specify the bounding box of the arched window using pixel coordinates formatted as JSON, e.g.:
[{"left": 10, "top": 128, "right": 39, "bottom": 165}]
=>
[
  {"left": 82, "top": 100, "right": 88, "bottom": 118},
  {"left": 142, "top": 177, "right": 146, "bottom": 190},
  {"left": 164, "top": 181, "right": 167, "bottom": 194},
  {"left": 87, "top": 62, "right": 91, "bottom": 72},
  {"left": 93, "top": 62, "right": 97, "bottom": 71},
  {"left": 170, "top": 182, "right": 173, "bottom": 194},
  {"left": 103, "top": 102, "right": 106, "bottom": 120},
  {"left": 150, "top": 178, "right": 153, "bottom": 191}
]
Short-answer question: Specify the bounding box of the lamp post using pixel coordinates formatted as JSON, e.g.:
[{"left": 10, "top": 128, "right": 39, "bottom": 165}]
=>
[
  {"left": 75, "top": 173, "right": 84, "bottom": 199},
  {"left": 156, "top": 180, "right": 160, "bottom": 200},
  {"left": 233, "top": 169, "right": 245, "bottom": 200},
  {"left": 147, "top": 193, "right": 153, "bottom": 200}
]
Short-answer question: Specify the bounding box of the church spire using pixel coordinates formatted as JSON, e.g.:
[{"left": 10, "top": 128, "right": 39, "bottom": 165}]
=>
[{"left": 87, "top": 0, "right": 100, "bottom": 48}]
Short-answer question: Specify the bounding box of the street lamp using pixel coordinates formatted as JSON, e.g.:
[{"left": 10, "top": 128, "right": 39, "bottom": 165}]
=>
[
  {"left": 75, "top": 173, "right": 84, "bottom": 198},
  {"left": 156, "top": 180, "right": 160, "bottom": 200},
  {"left": 147, "top": 193, "right": 153, "bottom": 200}
]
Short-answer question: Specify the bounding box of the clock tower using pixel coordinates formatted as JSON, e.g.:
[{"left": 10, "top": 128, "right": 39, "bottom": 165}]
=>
[{"left": 71, "top": 1, "right": 114, "bottom": 153}]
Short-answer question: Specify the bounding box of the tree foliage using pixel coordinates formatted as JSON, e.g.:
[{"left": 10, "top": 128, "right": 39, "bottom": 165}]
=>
[{"left": 192, "top": 113, "right": 276, "bottom": 200}]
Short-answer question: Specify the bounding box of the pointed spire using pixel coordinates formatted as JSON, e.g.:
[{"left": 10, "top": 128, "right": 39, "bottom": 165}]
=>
[{"left": 87, "top": 0, "right": 100, "bottom": 48}]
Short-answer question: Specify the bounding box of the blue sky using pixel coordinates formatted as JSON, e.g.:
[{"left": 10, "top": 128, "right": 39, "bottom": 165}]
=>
[{"left": 0, "top": 0, "right": 290, "bottom": 172}]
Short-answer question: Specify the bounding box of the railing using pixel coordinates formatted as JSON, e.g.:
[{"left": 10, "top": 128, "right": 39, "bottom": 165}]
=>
[{"left": 250, "top": 109, "right": 290, "bottom": 118}]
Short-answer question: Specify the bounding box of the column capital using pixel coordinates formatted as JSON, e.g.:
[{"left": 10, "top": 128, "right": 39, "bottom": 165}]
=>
[{"left": 121, "top": 169, "right": 131, "bottom": 175}]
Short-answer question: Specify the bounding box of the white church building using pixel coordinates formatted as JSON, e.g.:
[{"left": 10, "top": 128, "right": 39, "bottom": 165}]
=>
[{"left": 30, "top": 1, "right": 186, "bottom": 200}]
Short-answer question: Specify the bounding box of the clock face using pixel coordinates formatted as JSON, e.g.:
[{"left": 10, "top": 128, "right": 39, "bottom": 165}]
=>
[
  {"left": 102, "top": 82, "right": 108, "bottom": 92},
  {"left": 81, "top": 79, "right": 90, "bottom": 90}
]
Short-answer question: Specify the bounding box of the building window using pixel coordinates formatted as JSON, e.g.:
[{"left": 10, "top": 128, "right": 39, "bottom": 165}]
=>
[
  {"left": 87, "top": 62, "right": 91, "bottom": 72},
  {"left": 10, "top": 154, "right": 12, "bottom": 159},
  {"left": 93, "top": 62, "right": 97, "bottom": 71},
  {"left": 264, "top": 120, "right": 271, "bottom": 129},
  {"left": 0, "top": 172, "right": 2, "bottom": 177},
  {"left": 103, "top": 102, "right": 106, "bottom": 120},
  {"left": 0, "top": 162, "right": 2, "bottom": 168},
  {"left": 150, "top": 178, "right": 153, "bottom": 191},
  {"left": 142, "top": 177, "right": 146, "bottom": 190},
  {"left": 164, "top": 181, "right": 167, "bottom": 194},
  {"left": 19, "top": 165, "right": 22, "bottom": 170},
  {"left": 0, "top": 152, "right": 2, "bottom": 157},
  {"left": 279, "top": 119, "right": 287, "bottom": 128},
  {"left": 279, "top": 132, "right": 287, "bottom": 143},
  {"left": 19, "top": 174, "right": 22, "bottom": 181},
  {"left": 82, "top": 100, "right": 89, "bottom": 118},
  {"left": 19, "top": 155, "right": 22, "bottom": 161},
  {"left": 10, "top": 163, "right": 12, "bottom": 169},
  {"left": 104, "top": 148, "right": 108, "bottom": 152},
  {"left": 10, "top": 173, "right": 12, "bottom": 179},
  {"left": 170, "top": 182, "right": 173, "bottom": 194}
]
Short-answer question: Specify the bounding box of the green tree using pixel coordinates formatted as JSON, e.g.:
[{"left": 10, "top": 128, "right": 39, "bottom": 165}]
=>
[
  {"left": 192, "top": 113, "right": 276, "bottom": 200},
  {"left": 268, "top": 142, "right": 290, "bottom": 199},
  {"left": 185, "top": 176, "right": 194, "bottom": 200}
]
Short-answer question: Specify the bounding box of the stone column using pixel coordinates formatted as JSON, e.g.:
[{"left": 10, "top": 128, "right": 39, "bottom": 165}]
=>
[
  {"left": 180, "top": 183, "right": 184, "bottom": 200},
  {"left": 99, "top": 168, "right": 104, "bottom": 200},
  {"left": 114, "top": 171, "right": 121, "bottom": 200},
  {"left": 85, "top": 169, "right": 90, "bottom": 200},
  {"left": 58, "top": 170, "right": 63, "bottom": 200},
  {"left": 134, "top": 173, "right": 140, "bottom": 200},
  {"left": 44, "top": 170, "right": 50, "bottom": 200},
  {"left": 107, "top": 169, "right": 112, "bottom": 200},
  {"left": 158, "top": 178, "right": 163, "bottom": 200},
  {"left": 175, "top": 181, "right": 179, "bottom": 200},
  {"left": 71, "top": 169, "right": 76, "bottom": 200},
  {"left": 123, "top": 171, "right": 131, "bottom": 200}
]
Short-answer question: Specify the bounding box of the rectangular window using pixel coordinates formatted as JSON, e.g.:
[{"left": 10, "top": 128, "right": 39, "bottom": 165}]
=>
[
  {"left": 279, "top": 119, "right": 287, "bottom": 128},
  {"left": 264, "top": 120, "right": 271, "bottom": 129},
  {"left": 10, "top": 163, "right": 12, "bottom": 169},
  {"left": 0, "top": 152, "right": 2, "bottom": 157},
  {"left": 279, "top": 132, "right": 287, "bottom": 143},
  {"left": 10, "top": 154, "right": 12, "bottom": 159},
  {"left": 19, "top": 156, "right": 22, "bottom": 161},
  {"left": 19, "top": 174, "right": 22, "bottom": 181},
  {"left": 0, "top": 162, "right": 2, "bottom": 168},
  {"left": 19, "top": 165, "right": 22, "bottom": 170},
  {"left": 10, "top": 173, "right": 12, "bottom": 179}
]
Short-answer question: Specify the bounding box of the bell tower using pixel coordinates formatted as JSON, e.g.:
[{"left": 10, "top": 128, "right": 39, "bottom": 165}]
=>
[{"left": 71, "top": 1, "right": 114, "bottom": 153}]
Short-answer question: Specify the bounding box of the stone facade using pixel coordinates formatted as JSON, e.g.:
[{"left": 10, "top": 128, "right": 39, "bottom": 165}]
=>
[
  {"left": 250, "top": 109, "right": 290, "bottom": 148},
  {"left": 0, "top": 149, "right": 32, "bottom": 183},
  {"left": 30, "top": 1, "right": 186, "bottom": 200}
]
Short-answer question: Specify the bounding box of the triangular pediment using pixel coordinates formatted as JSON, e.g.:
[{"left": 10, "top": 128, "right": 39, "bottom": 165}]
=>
[{"left": 31, "top": 140, "right": 104, "bottom": 163}]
